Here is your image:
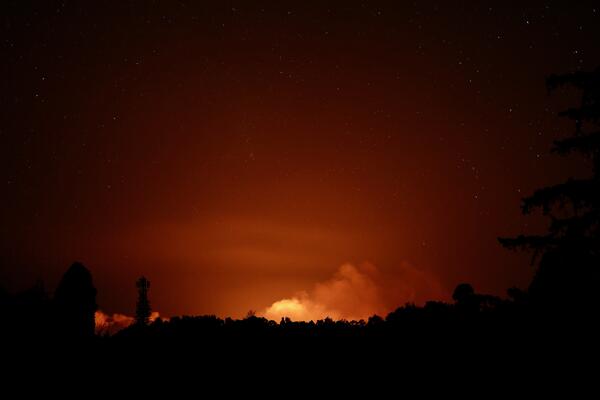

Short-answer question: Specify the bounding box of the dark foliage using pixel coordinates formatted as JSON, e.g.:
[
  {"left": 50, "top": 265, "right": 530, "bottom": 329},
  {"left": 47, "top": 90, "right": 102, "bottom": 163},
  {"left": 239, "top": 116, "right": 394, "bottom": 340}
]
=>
[{"left": 499, "top": 67, "right": 600, "bottom": 315}]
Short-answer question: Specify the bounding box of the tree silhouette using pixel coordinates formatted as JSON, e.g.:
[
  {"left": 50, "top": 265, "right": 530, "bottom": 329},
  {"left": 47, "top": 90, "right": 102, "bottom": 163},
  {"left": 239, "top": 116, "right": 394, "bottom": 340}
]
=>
[
  {"left": 53, "top": 262, "right": 97, "bottom": 337},
  {"left": 452, "top": 283, "right": 479, "bottom": 314},
  {"left": 452, "top": 283, "right": 475, "bottom": 303},
  {"left": 135, "top": 276, "right": 152, "bottom": 326},
  {"left": 499, "top": 67, "right": 600, "bottom": 313}
]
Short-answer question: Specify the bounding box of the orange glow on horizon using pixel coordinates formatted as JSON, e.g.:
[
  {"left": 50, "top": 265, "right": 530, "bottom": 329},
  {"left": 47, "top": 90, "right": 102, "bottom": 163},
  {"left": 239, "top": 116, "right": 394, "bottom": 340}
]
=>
[{"left": 4, "top": 2, "right": 584, "bottom": 320}]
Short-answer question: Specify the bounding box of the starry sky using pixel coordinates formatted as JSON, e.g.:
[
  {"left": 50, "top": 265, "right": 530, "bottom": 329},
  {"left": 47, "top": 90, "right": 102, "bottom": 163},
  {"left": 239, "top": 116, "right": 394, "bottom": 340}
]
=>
[{"left": 1, "top": 1, "right": 599, "bottom": 319}]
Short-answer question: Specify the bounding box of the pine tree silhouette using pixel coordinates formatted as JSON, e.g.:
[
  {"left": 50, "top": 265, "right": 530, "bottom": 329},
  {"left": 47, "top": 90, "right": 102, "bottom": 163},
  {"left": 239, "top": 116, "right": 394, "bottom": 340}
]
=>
[
  {"left": 135, "top": 276, "right": 152, "bottom": 326},
  {"left": 499, "top": 67, "right": 600, "bottom": 313}
]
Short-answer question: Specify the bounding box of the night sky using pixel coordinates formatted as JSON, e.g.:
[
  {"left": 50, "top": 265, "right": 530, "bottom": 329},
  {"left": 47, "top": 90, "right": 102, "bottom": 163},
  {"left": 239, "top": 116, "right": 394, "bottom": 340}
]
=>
[{"left": 2, "top": 1, "right": 599, "bottom": 320}]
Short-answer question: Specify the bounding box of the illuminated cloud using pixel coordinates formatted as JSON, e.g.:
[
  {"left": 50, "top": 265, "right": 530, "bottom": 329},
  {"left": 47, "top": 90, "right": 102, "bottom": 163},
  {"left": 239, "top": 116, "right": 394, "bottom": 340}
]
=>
[
  {"left": 95, "top": 310, "right": 165, "bottom": 335},
  {"left": 262, "top": 261, "right": 444, "bottom": 322},
  {"left": 262, "top": 293, "right": 330, "bottom": 321}
]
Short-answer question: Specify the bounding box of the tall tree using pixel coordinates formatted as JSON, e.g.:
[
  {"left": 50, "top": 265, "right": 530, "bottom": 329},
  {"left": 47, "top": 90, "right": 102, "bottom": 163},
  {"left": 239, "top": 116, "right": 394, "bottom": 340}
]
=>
[
  {"left": 135, "top": 276, "right": 152, "bottom": 326},
  {"left": 499, "top": 67, "right": 600, "bottom": 313},
  {"left": 54, "top": 262, "right": 97, "bottom": 337}
]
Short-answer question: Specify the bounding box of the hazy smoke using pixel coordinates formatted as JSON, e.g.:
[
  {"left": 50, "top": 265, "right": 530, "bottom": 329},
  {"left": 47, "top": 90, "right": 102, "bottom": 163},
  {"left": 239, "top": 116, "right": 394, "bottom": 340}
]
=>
[
  {"left": 95, "top": 310, "right": 164, "bottom": 335},
  {"left": 262, "top": 262, "right": 445, "bottom": 321}
]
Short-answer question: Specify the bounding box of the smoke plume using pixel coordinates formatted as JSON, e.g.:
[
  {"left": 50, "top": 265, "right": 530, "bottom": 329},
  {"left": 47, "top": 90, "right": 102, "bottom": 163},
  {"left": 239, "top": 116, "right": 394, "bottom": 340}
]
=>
[{"left": 262, "top": 262, "right": 445, "bottom": 321}]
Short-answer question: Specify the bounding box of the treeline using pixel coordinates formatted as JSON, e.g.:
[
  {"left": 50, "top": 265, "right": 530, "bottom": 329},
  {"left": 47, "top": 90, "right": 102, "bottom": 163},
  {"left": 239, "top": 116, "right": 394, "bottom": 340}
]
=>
[{"left": 0, "top": 262, "right": 588, "bottom": 346}]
